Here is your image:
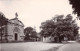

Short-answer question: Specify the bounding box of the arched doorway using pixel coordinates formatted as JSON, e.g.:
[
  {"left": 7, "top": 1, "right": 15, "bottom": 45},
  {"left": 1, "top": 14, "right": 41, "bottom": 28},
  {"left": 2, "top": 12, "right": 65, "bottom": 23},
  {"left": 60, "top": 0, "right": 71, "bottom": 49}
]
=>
[
  {"left": 13, "top": 27, "right": 20, "bottom": 41},
  {"left": 14, "top": 33, "right": 18, "bottom": 40}
]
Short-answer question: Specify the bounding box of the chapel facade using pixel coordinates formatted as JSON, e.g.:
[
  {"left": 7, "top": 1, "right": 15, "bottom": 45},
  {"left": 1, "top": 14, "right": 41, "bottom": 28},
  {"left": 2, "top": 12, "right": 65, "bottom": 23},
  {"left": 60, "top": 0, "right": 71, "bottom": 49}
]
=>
[{"left": 0, "top": 13, "right": 25, "bottom": 42}]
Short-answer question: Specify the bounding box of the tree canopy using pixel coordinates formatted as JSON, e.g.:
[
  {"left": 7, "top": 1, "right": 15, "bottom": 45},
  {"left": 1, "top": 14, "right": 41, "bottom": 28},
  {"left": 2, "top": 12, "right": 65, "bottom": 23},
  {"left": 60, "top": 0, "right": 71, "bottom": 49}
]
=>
[
  {"left": 69, "top": 0, "right": 80, "bottom": 17},
  {"left": 0, "top": 12, "right": 8, "bottom": 26},
  {"left": 0, "top": 12, "right": 8, "bottom": 41},
  {"left": 24, "top": 27, "right": 38, "bottom": 40},
  {"left": 40, "top": 14, "right": 79, "bottom": 41}
]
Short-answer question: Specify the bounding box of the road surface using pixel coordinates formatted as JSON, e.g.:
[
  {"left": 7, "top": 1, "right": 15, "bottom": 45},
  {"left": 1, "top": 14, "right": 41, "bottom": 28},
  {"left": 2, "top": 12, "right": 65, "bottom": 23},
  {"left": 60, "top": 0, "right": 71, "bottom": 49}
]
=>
[
  {"left": 0, "top": 42, "right": 63, "bottom": 51},
  {"left": 56, "top": 43, "right": 80, "bottom": 51}
]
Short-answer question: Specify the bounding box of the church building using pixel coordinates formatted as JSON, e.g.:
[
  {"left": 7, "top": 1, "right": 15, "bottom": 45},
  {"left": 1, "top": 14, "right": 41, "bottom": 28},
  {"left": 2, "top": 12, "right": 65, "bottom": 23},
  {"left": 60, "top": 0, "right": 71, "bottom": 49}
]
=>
[{"left": 0, "top": 13, "right": 25, "bottom": 42}]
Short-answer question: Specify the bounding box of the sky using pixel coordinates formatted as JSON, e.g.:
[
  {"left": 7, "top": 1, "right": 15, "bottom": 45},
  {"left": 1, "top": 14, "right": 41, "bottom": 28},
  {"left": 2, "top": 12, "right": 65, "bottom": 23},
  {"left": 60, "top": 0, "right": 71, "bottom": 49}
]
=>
[{"left": 0, "top": 0, "right": 80, "bottom": 32}]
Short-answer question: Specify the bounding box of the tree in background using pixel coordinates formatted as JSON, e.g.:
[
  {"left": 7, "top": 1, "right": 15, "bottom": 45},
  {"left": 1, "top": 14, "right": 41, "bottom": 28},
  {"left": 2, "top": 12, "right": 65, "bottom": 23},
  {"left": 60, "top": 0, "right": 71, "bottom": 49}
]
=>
[
  {"left": 0, "top": 12, "right": 8, "bottom": 26},
  {"left": 69, "top": 0, "right": 80, "bottom": 19},
  {"left": 40, "top": 14, "right": 79, "bottom": 42},
  {"left": 24, "top": 27, "right": 33, "bottom": 40},
  {"left": 24, "top": 27, "right": 38, "bottom": 41},
  {"left": 0, "top": 12, "right": 8, "bottom": 42}
]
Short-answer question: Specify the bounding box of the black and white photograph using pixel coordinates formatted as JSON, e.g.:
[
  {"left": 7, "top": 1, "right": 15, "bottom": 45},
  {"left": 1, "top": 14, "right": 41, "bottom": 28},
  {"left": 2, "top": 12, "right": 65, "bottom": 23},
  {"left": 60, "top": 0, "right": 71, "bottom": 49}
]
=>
[{"left": 0, "top": 0, "right": 80, "bottom": 51}]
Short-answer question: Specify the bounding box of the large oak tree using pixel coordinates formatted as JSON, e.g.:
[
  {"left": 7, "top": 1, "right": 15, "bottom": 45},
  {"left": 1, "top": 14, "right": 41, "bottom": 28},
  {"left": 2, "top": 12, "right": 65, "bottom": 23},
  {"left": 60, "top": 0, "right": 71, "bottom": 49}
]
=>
[{"left": 40, "top": 14, "right": 79, "bottom": 42}]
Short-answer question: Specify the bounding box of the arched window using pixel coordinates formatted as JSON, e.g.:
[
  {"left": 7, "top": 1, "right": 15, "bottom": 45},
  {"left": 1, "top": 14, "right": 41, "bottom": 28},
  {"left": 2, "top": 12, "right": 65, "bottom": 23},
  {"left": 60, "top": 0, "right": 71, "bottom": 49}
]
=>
[{"left": 13, "top": 27, "right": 20, "bottom": 33}]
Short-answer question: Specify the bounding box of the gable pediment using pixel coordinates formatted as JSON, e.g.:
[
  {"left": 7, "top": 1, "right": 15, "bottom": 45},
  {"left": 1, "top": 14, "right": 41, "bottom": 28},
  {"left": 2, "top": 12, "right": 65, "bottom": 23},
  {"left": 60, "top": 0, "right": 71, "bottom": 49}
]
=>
[{"left": 8, "top": 18, "right": 24, "bottom": 27}]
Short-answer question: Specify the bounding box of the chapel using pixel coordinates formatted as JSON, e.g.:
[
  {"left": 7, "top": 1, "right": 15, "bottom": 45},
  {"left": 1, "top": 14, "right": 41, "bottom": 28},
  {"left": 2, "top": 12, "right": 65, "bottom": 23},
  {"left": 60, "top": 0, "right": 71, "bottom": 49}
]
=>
[{"left": 0, "top": 13, "right": 25, "bottom": 42}]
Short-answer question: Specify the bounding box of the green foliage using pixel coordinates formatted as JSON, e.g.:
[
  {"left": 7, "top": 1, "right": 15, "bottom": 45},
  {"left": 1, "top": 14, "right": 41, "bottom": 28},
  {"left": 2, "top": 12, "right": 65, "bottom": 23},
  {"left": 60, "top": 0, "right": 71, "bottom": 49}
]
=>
[
  {"left": 40, "top": 20, "right": 56, "bottom": 37},
  {"left": 0, "top": 12, "right": 8, "bottom": 26},
  {"left": 24, "top": 27, "right": 38, "bottom": 40},
  {"left": 24, "top": 27, "right": 33, "bottom": 34},
  {"left": 69, "top": 0, "right": 80, "bottom": 16},
  {"left": 0, "top": 12, "right": 8, "bottom": 42},
  {"left": 40, "top": 14, "right": 79, "bottom": 40},
  {"left": 24, "top": 27, "right": 33, "bottom": 40},
  {"left": 30, "top": 31, "right": 38, "bottom": 38}
]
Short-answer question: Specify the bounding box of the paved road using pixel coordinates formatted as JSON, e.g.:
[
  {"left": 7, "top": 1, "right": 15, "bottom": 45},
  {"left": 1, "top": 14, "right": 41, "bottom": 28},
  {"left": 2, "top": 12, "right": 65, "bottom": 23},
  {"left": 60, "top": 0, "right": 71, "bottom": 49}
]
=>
[
  {"left": 0, "top": 42, "right": 63, "bottom": 51},
  {"left": 56, "top": 43, "right": 80, "bottom": 51}
]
